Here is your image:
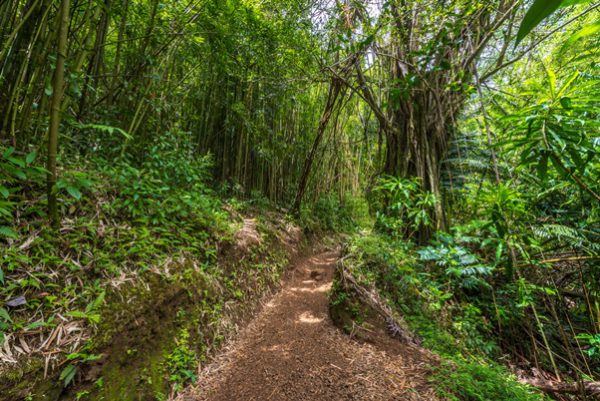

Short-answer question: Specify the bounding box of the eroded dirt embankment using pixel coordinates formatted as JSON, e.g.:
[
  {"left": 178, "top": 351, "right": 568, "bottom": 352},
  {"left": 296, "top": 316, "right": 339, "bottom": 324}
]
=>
[
  {"left": 178, "top": 249, "right": 436, "bottom": 401},
  {"left": 2, "top": 216, "right": 303, "bottom": 401}
]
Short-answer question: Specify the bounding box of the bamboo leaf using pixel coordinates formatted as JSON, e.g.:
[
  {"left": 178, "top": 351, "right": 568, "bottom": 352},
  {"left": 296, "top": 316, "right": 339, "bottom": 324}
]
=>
[
  {"left": 516, "top": 0, "right": 563, "bottom": 46},
  {"left": 563, "top": 20, "right": 600, "bottom": 49},
  {"left": 59, "top": 364, "right": 77, "bottom": 387},
  {"left": 25, "top": 151, "right": 36, "bottom": 164},
  {"left": 2, "top": 147, "right": 15, "bottom": 158},
  {"left": 66, "top": 186, "right": 82, "bottom": 200}
]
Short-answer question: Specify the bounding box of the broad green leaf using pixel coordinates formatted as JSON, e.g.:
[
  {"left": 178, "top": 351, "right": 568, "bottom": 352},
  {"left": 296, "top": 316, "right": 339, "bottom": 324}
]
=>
[
  {"left": 59, "top": 364, "right": 77, "bottom": 387},
  {"left": 2, "top": 147, "right": 15, "bottom": 158},
  {"left": 25, "top": 151, "right": 36, "bottom": 164},
  {"left": 77, "top": 178, "right": 93, "bottom": 188},
  {"left": 66, "top": 186, "right": 82, "bottom": 200},
  {"left": 0, "top": 186, "right": 9, "bottom": 199},
  {"left": 560, "top": 97, "right": 573, "bottom": 110},
  {"left": 516, "top": 0, "right": 563, "bottom": 46},
  {"left": 516, "top": 0, "right": 595, "bottom": 46},
  {"left": 7, "top": 156, "right": 25, "bottom": 167}
]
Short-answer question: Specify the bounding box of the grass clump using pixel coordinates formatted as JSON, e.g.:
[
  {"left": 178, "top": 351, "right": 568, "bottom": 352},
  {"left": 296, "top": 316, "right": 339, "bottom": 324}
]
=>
[{"left": 433, "top": 359, "right": 545, "bottom": 401}]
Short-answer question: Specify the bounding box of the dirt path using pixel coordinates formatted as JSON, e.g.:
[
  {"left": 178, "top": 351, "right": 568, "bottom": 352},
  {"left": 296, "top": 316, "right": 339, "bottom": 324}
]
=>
[{"left": 178, "top": 248, "right": 436, "bottom": 401}]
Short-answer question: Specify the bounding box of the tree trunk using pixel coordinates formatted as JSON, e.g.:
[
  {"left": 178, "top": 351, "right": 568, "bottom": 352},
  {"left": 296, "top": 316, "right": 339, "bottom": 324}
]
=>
[
  {"left": 385, "top": 105, "right": 449, "bottom": 233},
  {"left": 292, "top": 79, "right": 344, "bottom": 214},
  {"left": 46, "top": 0, "right": 69, "bottom": 229}
]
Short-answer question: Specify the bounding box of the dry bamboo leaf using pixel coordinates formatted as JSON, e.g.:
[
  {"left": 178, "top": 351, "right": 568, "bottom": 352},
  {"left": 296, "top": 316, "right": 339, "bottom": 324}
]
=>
[{"left": 19, "top": 337, "right": 31, "bottom": 354}]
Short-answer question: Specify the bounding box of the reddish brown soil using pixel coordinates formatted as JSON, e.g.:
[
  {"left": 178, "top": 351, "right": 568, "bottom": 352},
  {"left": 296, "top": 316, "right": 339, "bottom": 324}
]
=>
[{"left": 177, "top": 249, "right": 436, "bottom": 401}]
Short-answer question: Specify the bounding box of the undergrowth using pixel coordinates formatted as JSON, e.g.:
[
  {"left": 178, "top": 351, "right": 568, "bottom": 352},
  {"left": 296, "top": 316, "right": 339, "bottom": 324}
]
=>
[
  {"left": 0, "top": 128, "right": 366, "bottom": 398},
  {"left": 0, "top": 132, "right": 273, "bottom": 398},
  {"left": 1, "top": 136, "right": 232, "bottom": 344},
  {"left": 342, "top": 232, "right": 549, "bottom": 401},
  {"left": 298, "top": 193, "right": 372, "bottom": 233}
]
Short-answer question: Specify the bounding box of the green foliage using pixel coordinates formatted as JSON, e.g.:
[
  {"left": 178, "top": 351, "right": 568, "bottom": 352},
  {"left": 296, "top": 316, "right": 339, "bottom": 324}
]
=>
[
  {"left": 165, "top": 329, "right": 198, "bottom": 392},
  {"left": 65, "top": 291, "right": 105, "bottom": 325},
  {"left": 59, "top": 364, "right": 77, "bottom": 388},
  {"left": 502, "top": 64, "right": 599, "bottom": 198},
  {"left": 345, "top": 232, "right": 495, "bottom": 355},
  {"left": 433, "top": 359, "right": 546, "bottom": 401},
  {"left": 299, "top": 194, "right": 370, "bottom": 233},
  {"left": 56, "top": 171, "right": 93, "bottom": 201},
  {"left": 342, "top": 231, "right": 546, "bottom": 400},
  {"left": 371, "top": 176, "right": 436, "bottom": 238},
  {"left": 0, "top": 131, "right": 236, "bottom": 393},
  {"left": 72, "top": 122, "right": 132, "bottom": 140},
  {"left": 1, "top": 0, "right": 599, "bottom": 397},
  {"left": 418, "top": 232, "right": 495, "bottom": 291},
  {"left": 447, "top": 28, "right": 600, "bottom": 385},
  {"left": 100, "top": 130, "right": 229, "bottom": 230},
  {"left": 516, "top": 0, "right": 595, "bottom": 46},
  {"left": 0, "top": 146, "right": 43, "bottom": 238},
  {"left": 516, "top": 0, "right": 564, "bottom": 46},
  {"left": 577, "top": 333, "right": 600, "bottom": 359}
]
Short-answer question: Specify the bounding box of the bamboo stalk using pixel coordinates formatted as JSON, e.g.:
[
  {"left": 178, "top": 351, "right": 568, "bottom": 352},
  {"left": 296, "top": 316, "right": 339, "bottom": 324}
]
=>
[{"left": 47, "top": 0, "right": 70, "bottom": 229}]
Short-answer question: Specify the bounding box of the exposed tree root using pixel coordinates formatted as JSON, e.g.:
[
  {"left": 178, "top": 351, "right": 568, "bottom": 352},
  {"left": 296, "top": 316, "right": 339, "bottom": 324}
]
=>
[
  {"left": 335, "top": 255, "right": 420, "bottom": 346},
  {"left": 521, "top": 378, "right": 600, "bottom": 399}
]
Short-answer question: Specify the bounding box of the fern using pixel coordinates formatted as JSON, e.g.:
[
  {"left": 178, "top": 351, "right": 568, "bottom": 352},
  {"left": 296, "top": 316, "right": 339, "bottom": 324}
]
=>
[
  {"left": 532, "top": 223, "right": 598, "bottom": 254},
  {"left": 0, "top": 226, "right": 17, "bottom": 239}
]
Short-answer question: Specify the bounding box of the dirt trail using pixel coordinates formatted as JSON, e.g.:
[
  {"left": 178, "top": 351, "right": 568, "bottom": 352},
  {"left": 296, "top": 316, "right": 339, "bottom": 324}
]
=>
[{"left": 178, "top": 248, "right": 435, "bottom": 401}]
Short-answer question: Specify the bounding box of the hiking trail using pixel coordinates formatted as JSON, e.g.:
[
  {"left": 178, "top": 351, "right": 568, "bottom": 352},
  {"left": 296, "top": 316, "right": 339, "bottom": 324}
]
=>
[{"left": 178, "top": 247, "right": 436, "bottom": 401}]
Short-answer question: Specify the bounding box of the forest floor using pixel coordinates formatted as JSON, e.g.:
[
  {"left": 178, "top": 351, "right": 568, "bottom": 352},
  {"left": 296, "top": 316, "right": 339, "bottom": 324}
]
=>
[{"left": 177, "top": 248, "right": 437, "bottom": 401}]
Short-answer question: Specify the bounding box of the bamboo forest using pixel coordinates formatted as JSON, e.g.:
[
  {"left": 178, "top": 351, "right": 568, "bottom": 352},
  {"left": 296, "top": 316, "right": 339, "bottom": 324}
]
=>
[{"left": 0, "top": 0, "right": 599, "bottom": 400}]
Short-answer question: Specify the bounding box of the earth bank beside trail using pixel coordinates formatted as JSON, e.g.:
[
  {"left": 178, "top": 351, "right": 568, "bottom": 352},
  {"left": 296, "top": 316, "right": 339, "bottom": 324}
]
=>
[{"left": 1, "top": 215, "right": 303, "bottom": 401}]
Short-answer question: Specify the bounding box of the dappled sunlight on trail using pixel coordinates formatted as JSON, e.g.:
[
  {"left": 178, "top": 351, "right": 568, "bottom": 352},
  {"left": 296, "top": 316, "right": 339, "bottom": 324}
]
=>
[{"left": 177, "top": 248, "right": 436, "bottom": 401}]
